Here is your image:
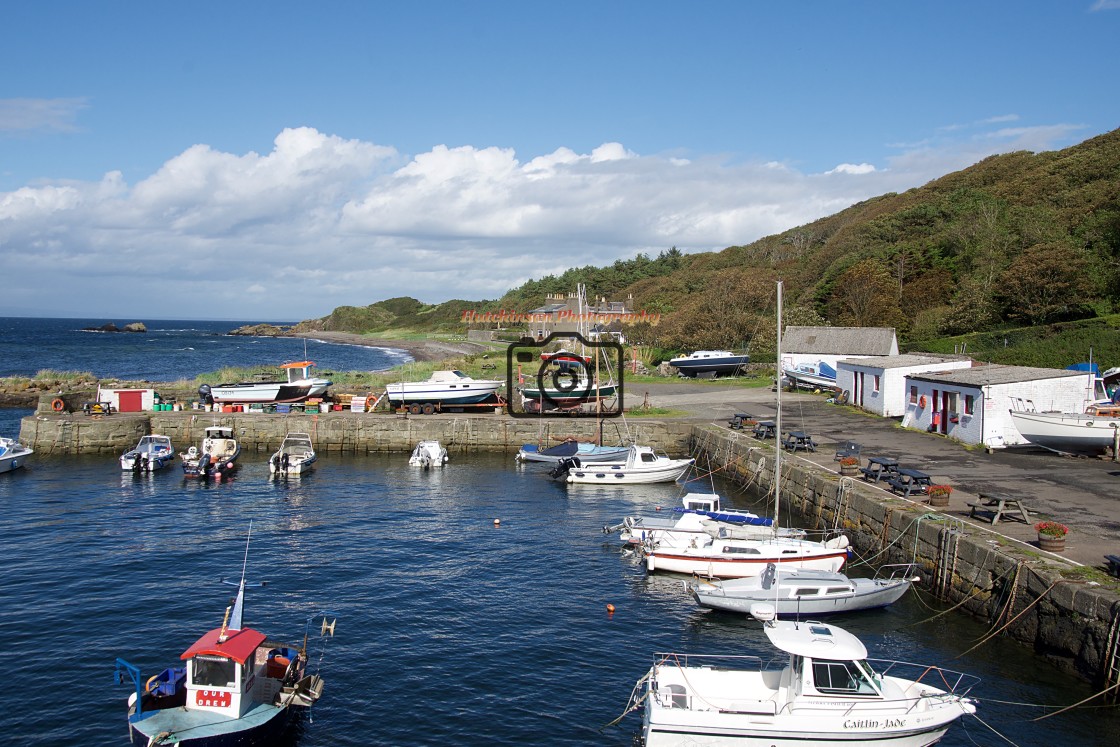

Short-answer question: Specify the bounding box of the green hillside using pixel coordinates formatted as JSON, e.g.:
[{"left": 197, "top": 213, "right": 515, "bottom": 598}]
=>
[{"left": 301, "top": 128, "right": 1120, "bottom": 368}]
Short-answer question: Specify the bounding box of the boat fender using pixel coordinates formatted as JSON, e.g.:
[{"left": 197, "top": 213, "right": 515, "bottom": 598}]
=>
[
  {"left": 918, "top": 395, "right": 927, "bottom": 409},
  {"left": 51, "top": 398, "right": 65, "bottom": 412}
]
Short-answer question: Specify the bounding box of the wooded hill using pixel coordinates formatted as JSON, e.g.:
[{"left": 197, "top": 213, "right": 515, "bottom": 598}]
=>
[{"left": 300, "top": 128, "right": 1120, "bottom": 367}]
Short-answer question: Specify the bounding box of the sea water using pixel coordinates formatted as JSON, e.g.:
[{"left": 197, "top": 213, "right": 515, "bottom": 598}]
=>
[{"left": 0, "top": 326, "right": 1118, "bottom": 745}]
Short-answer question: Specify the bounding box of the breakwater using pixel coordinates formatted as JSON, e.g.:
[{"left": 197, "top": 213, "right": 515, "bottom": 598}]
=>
[{"left": 689, "top": 424, "right": 1120, "bottom": 691}]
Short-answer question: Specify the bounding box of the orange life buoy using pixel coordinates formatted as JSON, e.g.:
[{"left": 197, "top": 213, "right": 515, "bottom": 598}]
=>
[
  {"left": 918, "top": 395, "right": 927, "bottom": 409},
  {"left": 51, "top": 398, "right": 65, "bottom": 412}
]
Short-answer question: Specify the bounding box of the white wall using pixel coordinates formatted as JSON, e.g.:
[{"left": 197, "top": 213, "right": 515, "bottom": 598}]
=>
[{"left": 900, "top": 374, "right": 1092, "bottom": 447}]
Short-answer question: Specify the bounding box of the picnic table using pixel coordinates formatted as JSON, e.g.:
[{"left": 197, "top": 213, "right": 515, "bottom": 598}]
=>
[
  {"left": 888, "top": 468, "right": 933, "bottom": 498},
  {"left": 967, "top": 493, "right": 1032, "bottom": 525},
  {"left": 753, "top": 420, "right": 777, "bottom": 439},
  {"left": 783, "top": 431, "right": 818, "bottom": 452},
  {"left": 728, "top": 413, "right": 754, "bottom": 430},
  {"left": 859, "top": 456, "right": 899, "bottom": 483}
]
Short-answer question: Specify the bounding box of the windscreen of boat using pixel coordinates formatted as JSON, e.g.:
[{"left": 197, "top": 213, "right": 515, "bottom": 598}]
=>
[
  {"left": 811, "top": 659, "right": 879, "bottom": 696},
  {"left": 191, "top": 655, "right": 238, "bottom": 688}
]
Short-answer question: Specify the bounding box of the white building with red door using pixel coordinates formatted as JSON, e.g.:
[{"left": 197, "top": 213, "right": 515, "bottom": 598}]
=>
[
  {"left": 95, "top": 386, "right": 159, "bottom": 412},
  {"left": 899, "top": 364, "right": 1094, "bottom": 449},
  {"left": 836, "top": 354, "right": 972, "bottom": 417}
]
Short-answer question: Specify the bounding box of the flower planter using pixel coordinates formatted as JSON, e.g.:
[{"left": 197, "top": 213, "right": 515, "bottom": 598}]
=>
[
  {"left": 839, "top": 465, "right": 860, "bottom": 477},
  {"left": 928, "top": 492, "right": 951, "bottom": 507},
  {"left": 1038, "top": 535, "right": 1066, "bottom": 552}
]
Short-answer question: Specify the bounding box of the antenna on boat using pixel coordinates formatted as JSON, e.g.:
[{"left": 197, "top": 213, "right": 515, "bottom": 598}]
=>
[
  {"left": 220, "top": 521, "right": 266, "bottom": 638},
  {"left": 774, "top": 281, "right": 783, "bottom": 534}
]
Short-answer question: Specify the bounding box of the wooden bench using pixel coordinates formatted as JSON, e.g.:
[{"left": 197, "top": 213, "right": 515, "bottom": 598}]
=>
[{"left": 1105, "top": 554, "right": 1120, "bottom": 579}]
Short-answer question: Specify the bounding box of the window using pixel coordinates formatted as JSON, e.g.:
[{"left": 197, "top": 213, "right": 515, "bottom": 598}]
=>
[
  {"left": 811, "top": 659, "right": 878, "bottom": 695},
  {"left": 909, "top": 385, "right": 917, "bottom": 404},
  {"left": 191, "top": 656, "right": 237, "bottom": 688},
  {"left": 965, "top": 394, "right": 975, "bottom": 415},
  {"left": 873, "top": 375, "right": 881, "bottom": 392}
]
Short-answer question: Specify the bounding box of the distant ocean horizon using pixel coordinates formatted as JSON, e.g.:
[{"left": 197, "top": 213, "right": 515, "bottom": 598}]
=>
[{"left": 0, "top": 316, "right": 411, "bottom": 381}]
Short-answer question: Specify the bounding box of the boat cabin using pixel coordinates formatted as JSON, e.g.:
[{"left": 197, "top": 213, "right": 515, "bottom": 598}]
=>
[
  {"left": 280, "top": 361, "right": 318, "bottom": 383},
  {"left": 179, "top": 626, "right": 297, "bottom": 719},
  {"left": 202, "top": 427, "right": 238, "bottom": 458}
]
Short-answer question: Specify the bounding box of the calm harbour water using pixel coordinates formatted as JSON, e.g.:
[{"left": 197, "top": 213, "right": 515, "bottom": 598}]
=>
[{"left": 1, "top": 323, "right": 1119, "bottom": 745}]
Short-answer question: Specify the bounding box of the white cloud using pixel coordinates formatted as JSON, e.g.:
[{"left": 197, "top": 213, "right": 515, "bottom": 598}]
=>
[
  {"left": 1090, "top": 0, "right": 1120, "bottom": 11},
  {"left": 0, "top": 123, "right": 1094, "bottom": 319},
  {"left": 0, "top": 97, "right": 90, "bottom": 133}
]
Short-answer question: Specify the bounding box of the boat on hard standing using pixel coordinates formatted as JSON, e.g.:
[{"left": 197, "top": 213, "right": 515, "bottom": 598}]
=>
[
  {"left": 688, "top": 562, "right": 917, "bottom": 617},
  {"left": 550, "top": 444, "right": 694, "bottom": 485},
  {"left": 386, "top": 370, "right": 504, "bottom": 412},
  {"left": 409, "top": 439, "right": 448, "bottom": 468},
  {"left": 201, "top": 361, "right": 333, "bottom": 405},
  {"left": 668, "top": 350, "right": 750, "bottom": 377},
  {"left": 1009, "top": 401, "right": 1120, "bottom": 456},
  {"left": 0, "top": 436, "right": 33, "bottom": 474},
  {"left": 269, "top": 432, "right": 317, "bottom": 476},
  {"left": 120, "top": 434, "right": 176, "bottom": 472},
  {"left": 182, "top": 426, "right": 241, "bottom": 480},
  {"left": 626, "top": 605, "right": 978, "bottom": 747},
  {"left": 113, "top": 524, "right": 336, "bottom": 747},
  {"left": 781, "top": 358, "right": 838, "bottom": 391}
]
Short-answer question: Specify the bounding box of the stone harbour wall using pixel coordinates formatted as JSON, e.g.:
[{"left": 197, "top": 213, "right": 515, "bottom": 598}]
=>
[{"left": 689, "top": 424, "right": 1120, "bottom": 688}]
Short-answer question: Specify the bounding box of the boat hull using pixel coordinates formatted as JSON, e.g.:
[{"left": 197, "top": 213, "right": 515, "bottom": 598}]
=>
[
  {"left": 669, "top": 354, "right": 750, "bottom": 377},
  {"left": 1009, "top": 410, "right": 1119, "bottom": 455},
  {"left": 692, "top": 578, "right": 911, "bottom": 616},
  {"left": 128, "top": 701, "right": 297, "bottom": 747},
  {"left": 516, "top": 442, "right": 631, "bottom": 464},
  {"left": 565, "top": 460, "right": 693, "bottom": 484},
  {"left": 0, "top": 437, "right": 32, "bottom": 473},
  {"left": 210, "top": 382, "right": 331, "bottom": 404},
  {"left": 646, "top": 545, "right": 848, "bottom": 578}
]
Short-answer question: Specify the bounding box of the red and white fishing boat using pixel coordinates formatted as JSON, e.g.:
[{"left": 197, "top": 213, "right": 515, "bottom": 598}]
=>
[{"left": 114, "top": 525, "right": 335, "bottom": 747}]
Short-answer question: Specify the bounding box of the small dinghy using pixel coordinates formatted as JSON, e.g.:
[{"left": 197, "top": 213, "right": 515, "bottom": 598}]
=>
[
  {"left": 181, "top": 426, "right": 240, "bottom": 480},
  {"left": 624, "top": 604, "right": 978, "bottom": 747},
  {"left": 408, "top": 439, "right": 448, "bottom": 468},
  {"left": 269, "top": 432, "right": 317, "bottom": 476},
  {"left": 688, "top": 562, "right": 917, "bottom": 617},
  {"left": 515, "top": 439, "right": 630, "bottom": 464},
  {"left": 114, "top": 524, "right": 337, "bottom": 747},
  {"left": 120, "top": 434, "right": 175, "bottom": 472}
]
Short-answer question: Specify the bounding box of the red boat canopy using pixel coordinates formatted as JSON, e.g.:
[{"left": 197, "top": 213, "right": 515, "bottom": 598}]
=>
[{"left": 180, "top": 627, "right": 267, "bottom": 665}]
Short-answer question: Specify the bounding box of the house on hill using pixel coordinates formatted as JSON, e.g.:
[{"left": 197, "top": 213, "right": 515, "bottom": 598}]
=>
[
  {"left": 900, "top": 364, "right": 1094, "bottom": 448},
  {"left": 525, "top": 292, "right": 638, "bottom": 341}
]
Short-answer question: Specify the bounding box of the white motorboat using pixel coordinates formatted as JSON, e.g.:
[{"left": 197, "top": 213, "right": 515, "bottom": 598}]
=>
[
  {"left": 408, "top": 439, "right": 448, "bottom": 468},
  {"left": 645, "top": 282, "right": 850, "bottom": 578},
  {"left": 516, "top": 439, "right": 630, "bottom": 464},
  {"left": 202, "top": 361, "right": 333, "bottom": 404},
  {"left": 629, "top": 605, "right": 978, "bottom": 747},
  {"left": 387, "top": 370, "right": 503, "bottom": 412},
  {"left": 550, "top": 445, "right": 694, "bottom": 485},
  {"left": 1009, "top": 402, "right": 1120, "bottom": 456},
  {"left": 668, "top": 350, "right": 750, "bottom": 377},
  {"left": 0, "top": 436, "right": 33, "bottom": 474},
  {"left": 688, "top": 562, "right": 917, "bottom": 617},
  {"left": 120, "top": 434, "right": 176, "bottom": 472},
  {"left": 182, "top": 426, "right": 241, "bottom": 480},
  {"left": 269, "top": 432, "right": 317, "bottom": 476},
  {"left": 781, "top": 359, "right": 838, "bottom": 390},
  {"left": 604, "top": 493, "right": 774, "bottom": 547}
]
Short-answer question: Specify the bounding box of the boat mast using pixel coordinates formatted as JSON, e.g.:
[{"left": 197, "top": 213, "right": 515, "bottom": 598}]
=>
[{"left": 774, "top": 281, "right": 782, "bottom": 533}]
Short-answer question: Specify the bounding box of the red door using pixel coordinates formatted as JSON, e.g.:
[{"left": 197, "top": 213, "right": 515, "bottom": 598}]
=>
[{"left": 117, "top": 390, "right": 143, "bottom": 412}]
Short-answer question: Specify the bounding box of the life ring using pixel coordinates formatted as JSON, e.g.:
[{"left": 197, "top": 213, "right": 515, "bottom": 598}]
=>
[
  {"left": 918, "top": 395, "right": 927, "bottom": 409},
  {"left": 365, "top": 395, "right": 377, "bottom": 411},
  {"left": 51, "top": 398, "right": 65, "bottom": 412}
]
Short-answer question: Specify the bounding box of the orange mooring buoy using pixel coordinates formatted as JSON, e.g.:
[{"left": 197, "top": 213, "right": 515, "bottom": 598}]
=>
[{"left": 606, "top": 603, "right": 615, "bottom": 614}]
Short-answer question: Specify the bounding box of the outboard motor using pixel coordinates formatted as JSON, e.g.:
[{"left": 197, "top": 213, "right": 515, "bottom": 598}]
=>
[
  {"left": 280, "top": 453, "right": 290, "bottom": 471},
  {"left": 198, "top": 383, "right": 214, "bottom": 405},
  {"left": 549, "top": 456, "right": 581, "bottom": 480}
]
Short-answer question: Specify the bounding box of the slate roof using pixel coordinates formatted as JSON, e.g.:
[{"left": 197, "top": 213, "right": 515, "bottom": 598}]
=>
[
  {"left": 839, "top": 354, "right": 971, "bottom": 370},
  {"left": 783, "top": 326, "right": 897, "bottom": 355},
  {"left": 907, "top": 364, "right": 1086, "bottom": 386}
]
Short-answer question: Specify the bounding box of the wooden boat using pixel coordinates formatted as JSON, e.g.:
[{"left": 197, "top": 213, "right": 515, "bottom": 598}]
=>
[
  {"left": 202, "top": 361, "right": 332, "bottom": 404},
  {"left": 120, "top": 434, "right": 175, "bottom": 472},
  {"left": 550, "top": 445, "right": 694, "bottom": 485},
  {"left": 0, "top": 436, "right": 33, "bottom": 474},
  {"left": 114, "top": 524, "right": 335, "bottom": 747},
  {"left": 182, "top": 426, "right": 241, "bottom": 480},
  {"left": 628, "top": 605, "right": 978, "bottom": 746},
  {"left": 688, "top": 562, "right": 917, "bottom": 617},
  {"left": 268, "top": 432, "right": 317, "bottom": 476}
]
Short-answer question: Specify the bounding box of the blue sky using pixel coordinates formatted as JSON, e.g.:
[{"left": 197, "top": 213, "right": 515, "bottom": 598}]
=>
[{"left": 2, "top": 1, "right": 1118, "bottom": 321}]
